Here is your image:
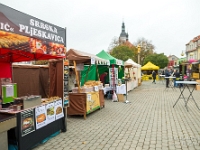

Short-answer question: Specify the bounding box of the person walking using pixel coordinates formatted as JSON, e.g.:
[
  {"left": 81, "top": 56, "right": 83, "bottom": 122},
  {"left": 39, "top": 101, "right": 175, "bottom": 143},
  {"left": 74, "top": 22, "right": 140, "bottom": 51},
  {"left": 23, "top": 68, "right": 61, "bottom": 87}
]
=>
[
  {"left": 152, "top": 70, "right": 156, "bottom": 84},
  {"left": 165, "top": 68, "right": 171, "bottom": 88}
]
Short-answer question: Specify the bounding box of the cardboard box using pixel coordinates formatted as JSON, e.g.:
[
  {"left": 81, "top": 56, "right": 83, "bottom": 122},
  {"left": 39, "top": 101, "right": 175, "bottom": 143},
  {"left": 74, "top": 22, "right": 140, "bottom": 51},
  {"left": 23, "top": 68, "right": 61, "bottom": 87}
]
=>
[
  {"left": 196, "top": 80, "right": 200, "bottom": 83},
  {"left": 117, "top": 94, "right": 124, "bottom": 102},
  {"left": 196, "top": 85, "right": 200, "bottom": 90}
]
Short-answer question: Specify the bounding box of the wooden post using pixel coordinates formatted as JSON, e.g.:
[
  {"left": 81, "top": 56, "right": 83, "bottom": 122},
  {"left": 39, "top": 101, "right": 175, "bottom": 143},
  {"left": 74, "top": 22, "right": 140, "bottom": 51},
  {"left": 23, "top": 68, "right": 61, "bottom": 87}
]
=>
[{"left": 73, "top": 60, "right": 81, "bottom": 93}]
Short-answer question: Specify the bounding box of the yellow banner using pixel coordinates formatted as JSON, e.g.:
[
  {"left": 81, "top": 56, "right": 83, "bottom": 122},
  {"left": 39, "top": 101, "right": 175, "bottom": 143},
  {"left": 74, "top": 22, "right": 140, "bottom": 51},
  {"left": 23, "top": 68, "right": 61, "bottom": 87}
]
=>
[{"left": 86, "top": 92, "right": 100, "bottom": 114}]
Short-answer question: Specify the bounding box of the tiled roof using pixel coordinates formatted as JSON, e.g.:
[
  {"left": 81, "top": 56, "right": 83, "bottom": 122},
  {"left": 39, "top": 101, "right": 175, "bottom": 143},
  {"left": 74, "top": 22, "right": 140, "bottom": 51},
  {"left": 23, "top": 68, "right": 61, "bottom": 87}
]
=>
[
  {"left": 122, "top": 41, "right": 134, "bottom": 48},
  {"left": 186, "top": 35, "right": 200, "bottom": 45}
]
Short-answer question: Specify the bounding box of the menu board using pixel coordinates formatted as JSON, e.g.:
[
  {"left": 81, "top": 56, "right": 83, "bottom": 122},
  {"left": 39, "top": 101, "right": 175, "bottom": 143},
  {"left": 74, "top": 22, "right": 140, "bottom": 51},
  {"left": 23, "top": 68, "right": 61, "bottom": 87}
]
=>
[
  {"left": 64, "top": 65, "right": 69, "bottom": 99},
  {"left": 55, "top": 99, "right": 64, "bottom": 120},
  {"left": 21, "top": 108, "right": 35, "bottom": 137},
  {"left": 35, "top": 105, "right": 47, "bottom": 130}
]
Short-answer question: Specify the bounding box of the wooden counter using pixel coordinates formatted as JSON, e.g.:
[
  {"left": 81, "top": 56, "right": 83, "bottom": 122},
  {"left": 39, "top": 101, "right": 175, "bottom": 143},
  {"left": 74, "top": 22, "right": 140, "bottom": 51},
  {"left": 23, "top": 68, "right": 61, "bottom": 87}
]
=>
[{"left": 0, "top": 113, "right": 16, "bottom": 150}]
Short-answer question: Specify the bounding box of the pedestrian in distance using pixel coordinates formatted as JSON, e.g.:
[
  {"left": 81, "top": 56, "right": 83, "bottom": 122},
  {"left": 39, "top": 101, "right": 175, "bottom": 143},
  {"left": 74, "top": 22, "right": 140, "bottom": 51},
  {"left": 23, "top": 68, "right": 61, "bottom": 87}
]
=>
[
  {"left": 152, "top": 70, "right": 156, "bottom": 84},
  {"left": 165, "top": 68, "right": 171, "bottom": 88}
]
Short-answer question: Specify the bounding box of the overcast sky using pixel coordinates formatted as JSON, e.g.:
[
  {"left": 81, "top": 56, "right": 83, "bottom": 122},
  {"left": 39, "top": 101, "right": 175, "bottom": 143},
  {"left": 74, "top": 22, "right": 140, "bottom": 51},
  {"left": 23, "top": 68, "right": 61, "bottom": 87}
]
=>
[{"left": 1, "top": 0, "right": 200, "bottom": 58}]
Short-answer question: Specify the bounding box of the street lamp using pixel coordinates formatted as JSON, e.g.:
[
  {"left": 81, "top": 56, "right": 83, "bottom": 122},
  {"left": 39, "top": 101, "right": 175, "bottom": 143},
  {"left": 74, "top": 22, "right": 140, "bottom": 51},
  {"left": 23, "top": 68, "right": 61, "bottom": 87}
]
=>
[{"left": 137, "top": 44, "right": 141, "bottom": 64}]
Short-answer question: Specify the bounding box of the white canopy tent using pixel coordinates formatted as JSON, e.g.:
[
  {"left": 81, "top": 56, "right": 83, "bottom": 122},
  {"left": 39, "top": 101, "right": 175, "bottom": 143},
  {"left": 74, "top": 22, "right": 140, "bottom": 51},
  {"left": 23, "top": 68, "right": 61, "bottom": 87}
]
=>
[{"left": 125, "top": 59, "right": 142, "bottom": 88}]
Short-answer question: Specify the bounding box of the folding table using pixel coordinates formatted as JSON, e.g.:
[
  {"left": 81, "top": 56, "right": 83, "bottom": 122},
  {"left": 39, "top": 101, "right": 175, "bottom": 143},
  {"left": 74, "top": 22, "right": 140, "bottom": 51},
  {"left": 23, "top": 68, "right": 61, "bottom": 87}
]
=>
[
  {"left": 159, "top": 75, "right": 165, "bottom": 84},
  {"left": 173, "top": 81, "right": 200, "bottom": 111},
  {"left": 164, "top": 76, "right": 176, "bottom": 91}
]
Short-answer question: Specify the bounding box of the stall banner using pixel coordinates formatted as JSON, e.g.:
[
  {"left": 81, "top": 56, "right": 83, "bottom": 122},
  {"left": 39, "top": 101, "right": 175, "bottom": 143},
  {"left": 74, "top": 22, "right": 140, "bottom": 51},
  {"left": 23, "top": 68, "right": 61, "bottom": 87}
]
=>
[
  {"left": 64, "top": 65, "right": 69, "bottom": 99},
  {"left": 46, "top": 101, "right": 56, "bottom": 124},
  {"left": 21, "top": 108, "right": 35, "bottom": 137},
  {"left": 109, "top": 68, "right": 118, "bottom": 85},
  {"left": 54, "top": 99, "right": 64, "bottom": 120},
  {"left": 0, "top": 3, "right": 66, "bottom": 56},
  {"left": 86, "top": 92, "right": 100, "bottom": 114},
  {"left": 35, "top": 104, "right": 47, "bottom": 130},
  {"left": 0, "top": 4, "right": 65, "bottom": 45}
]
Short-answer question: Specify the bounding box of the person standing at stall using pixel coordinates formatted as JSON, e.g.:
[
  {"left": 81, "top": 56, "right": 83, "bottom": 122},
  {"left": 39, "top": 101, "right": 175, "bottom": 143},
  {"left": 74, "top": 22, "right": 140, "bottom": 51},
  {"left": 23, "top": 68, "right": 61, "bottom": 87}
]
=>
[
  {"left": 165, "top": 68, "right": 171, "bottom": 88},
  {"left": 100, "top": 71, "right": 108, "bottom": 86},
  {"left": 68, "top": 68, "right": 76, "bottom": 92},
  {"left": 173, "top": 69, "right": 180, "bottom": 87}
]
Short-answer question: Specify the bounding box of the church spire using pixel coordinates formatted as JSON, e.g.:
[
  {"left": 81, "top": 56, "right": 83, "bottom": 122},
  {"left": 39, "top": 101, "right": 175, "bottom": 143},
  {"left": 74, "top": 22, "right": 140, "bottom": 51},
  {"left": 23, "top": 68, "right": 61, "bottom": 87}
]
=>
[{"left": 119, "top": 21, "right": 127, "bottom": 43}]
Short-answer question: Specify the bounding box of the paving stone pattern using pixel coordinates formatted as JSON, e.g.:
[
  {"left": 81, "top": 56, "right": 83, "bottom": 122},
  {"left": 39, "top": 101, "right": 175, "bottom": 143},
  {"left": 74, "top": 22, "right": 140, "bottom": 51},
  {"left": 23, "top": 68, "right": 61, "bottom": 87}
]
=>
[{"left": 33, "top": 81, "right": 200, "bottom": 150}]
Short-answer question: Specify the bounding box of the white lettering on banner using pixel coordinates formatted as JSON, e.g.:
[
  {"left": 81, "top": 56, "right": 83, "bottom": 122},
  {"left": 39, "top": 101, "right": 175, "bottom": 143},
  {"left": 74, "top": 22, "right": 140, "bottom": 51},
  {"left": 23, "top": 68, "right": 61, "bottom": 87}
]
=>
[
  {"left": 19, "top": 24, "right": 64, "bottom": 44},
  {"left": 0, "top": 22, "right": 14, "bottom": 32},
  {"left": 30, "top": 19, "right": 58, "bottom": 34}
]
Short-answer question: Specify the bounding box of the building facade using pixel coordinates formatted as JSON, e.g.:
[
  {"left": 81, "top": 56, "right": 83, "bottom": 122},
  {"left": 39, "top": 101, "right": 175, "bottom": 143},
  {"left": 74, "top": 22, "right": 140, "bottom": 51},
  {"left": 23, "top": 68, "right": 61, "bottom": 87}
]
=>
[{"left": 185, "top": 35, "right": 200, "bottom": 61}]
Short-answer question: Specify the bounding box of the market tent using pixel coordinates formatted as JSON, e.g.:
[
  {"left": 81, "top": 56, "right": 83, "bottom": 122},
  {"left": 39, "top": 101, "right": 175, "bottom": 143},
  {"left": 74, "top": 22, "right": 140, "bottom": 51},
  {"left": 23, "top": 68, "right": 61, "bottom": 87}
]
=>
[
  {"left": 124, "top": 59, "right": 142, "bottom": 87},
  {"left": 96, "top": 50, "right": 123, "bottom": 65},
  {"left": 125, "top": 59, "right": 141, "bottom": 68},
  {"left": 141, "top": 61, "right": 159, "bottom": 70},
  {"left": 66, "top": 49, "right": 109, "bottom": 65},
  {"left": 96, "top": 50, "right": 124, "bottom": 80},
  {"left": 125, "top": 59, "right": 141, "bottom": 74},
  {"left": 66, "top": 49, "right": 109, "bottom": 88}
]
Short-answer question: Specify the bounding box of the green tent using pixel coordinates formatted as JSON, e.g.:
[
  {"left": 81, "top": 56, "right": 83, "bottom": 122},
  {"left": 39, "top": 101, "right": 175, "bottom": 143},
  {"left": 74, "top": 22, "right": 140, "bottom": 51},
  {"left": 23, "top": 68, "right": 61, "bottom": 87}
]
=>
[
  {"left": 96, "top": 50, "right": 124, "bottom": 65},
  {"left": 81, "top": 50, "right": 124, "bottom": 86},
  {"left": 96, "top": 50, "right": 124, "bottom": 80}
]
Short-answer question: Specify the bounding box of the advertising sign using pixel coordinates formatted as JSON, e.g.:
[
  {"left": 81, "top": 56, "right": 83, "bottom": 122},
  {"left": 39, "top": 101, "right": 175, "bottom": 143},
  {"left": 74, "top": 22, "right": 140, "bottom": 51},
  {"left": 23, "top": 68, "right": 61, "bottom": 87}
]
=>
[
  {"left": 86, "top": 92, "right": 100, "bottom": 114},
  {"left": 46, "top": 101, "right": 56, "bottom": 124},
  {"left": 35, "top": 105, "right": 47, "bottom": 130},
  {"left": 54, "top": 99, "right": 64, "bottom": 120},
  {"left": 0, "top": 4, "right": 66, "bottom": 57},
  {"left": 21, "top": 108, "right": 35, "bottom": 137},
  {"left": 0, "top": 4, "right": 66, "bottom": 45}
]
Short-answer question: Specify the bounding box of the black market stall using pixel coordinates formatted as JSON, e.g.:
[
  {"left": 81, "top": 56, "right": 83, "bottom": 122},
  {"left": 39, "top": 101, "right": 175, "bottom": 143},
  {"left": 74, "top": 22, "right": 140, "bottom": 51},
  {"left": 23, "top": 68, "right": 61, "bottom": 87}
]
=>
[
  {"left": 0, "top": 3, "right": 66, "bottom": 150},
  {"left": 66, "top": 49, "right": 109, "bottom": 119}
]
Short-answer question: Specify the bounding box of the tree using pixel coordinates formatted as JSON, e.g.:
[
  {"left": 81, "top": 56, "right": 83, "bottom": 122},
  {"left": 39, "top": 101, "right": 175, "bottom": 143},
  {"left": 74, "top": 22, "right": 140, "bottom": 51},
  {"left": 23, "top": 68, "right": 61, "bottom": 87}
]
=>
[
  {"left": 134, "top": 38, "right": 155, "bottom": 65},
  {"left": 143, "top": 53, "right": 168, "bottom": 69},
  {"left": 107, "top": 36, "right": 120, "bottom": 53},
  {"left": 109, "top": 45, "right": 136, "bottom": 61}
]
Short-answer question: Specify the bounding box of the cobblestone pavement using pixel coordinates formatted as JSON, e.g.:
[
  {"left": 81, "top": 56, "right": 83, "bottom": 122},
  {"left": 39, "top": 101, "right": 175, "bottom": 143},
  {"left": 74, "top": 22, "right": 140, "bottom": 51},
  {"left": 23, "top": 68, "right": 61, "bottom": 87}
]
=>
[{"left": 33, "top": 81, "right": 200, "bottom": 150}]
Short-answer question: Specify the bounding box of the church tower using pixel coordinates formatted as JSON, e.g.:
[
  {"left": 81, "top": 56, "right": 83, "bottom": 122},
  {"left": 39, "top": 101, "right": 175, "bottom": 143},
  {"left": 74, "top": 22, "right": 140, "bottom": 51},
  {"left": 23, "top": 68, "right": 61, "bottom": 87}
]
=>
[{"left": 119, "top": 22, "right": 128, "bottom": 44}]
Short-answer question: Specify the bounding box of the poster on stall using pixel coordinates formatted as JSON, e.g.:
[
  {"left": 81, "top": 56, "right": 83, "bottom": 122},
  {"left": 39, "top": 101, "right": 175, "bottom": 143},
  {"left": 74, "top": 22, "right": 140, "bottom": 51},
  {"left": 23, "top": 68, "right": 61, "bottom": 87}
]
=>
[
  {"left": 86, "top": 92, "right": 100, "bottom": 114},
  {"left": 46, "top": 101, "right": 55, "bottom": 124},
  {"left": 54, "top": 99, "right": 64, "bottom": 120},
  {"left": 21, "top": 108, "right": 35, "bottom": 137},
  {"left": 35, "top": 105, "right": 47, "bottom": 130},
  {"left": 109, "top": 68, "right": 118, "bottom": 85},
  {"left": 64, "top": 64, "right": 69, "bottom": 99}
]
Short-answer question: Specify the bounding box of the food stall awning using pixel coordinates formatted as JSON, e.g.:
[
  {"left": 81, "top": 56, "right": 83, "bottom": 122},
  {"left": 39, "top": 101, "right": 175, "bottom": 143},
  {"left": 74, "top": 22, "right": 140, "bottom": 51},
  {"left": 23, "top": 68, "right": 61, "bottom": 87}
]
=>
[
  {"left": 141, "top": 61, "right": 159, "bottom": 70},
  {"left": 66, "top": 49, "right": 110, "bottom": 65},
  {"left": 125, "top": 59, "right": 141, "bottom": 68},
  {"left": 96, "top": 50, "right": 124, "bottom": 65}
]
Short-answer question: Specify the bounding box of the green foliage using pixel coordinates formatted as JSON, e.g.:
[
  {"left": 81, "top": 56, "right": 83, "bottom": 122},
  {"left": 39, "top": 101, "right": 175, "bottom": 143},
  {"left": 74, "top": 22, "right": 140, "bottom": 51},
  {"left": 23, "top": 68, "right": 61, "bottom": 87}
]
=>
[
  {"left": 143, "top": 53, "right": 168, "bottom": 68},
  {"left": 109, "top": 45, "right": 135, "bottom": 61},
  {"left": 134, "top": 38, "right": 155, "bottom": 64}
]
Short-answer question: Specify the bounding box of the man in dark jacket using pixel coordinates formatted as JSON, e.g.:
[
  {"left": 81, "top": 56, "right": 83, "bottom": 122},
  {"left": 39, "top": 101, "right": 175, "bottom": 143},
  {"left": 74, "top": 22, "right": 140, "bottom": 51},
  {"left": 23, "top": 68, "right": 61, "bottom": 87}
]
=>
[
  {"left": 165, "top": 68, "right": 171, "bottom": 87},
  {"left": 152, "top": 70, "right": 156, "bottom": 84}
]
